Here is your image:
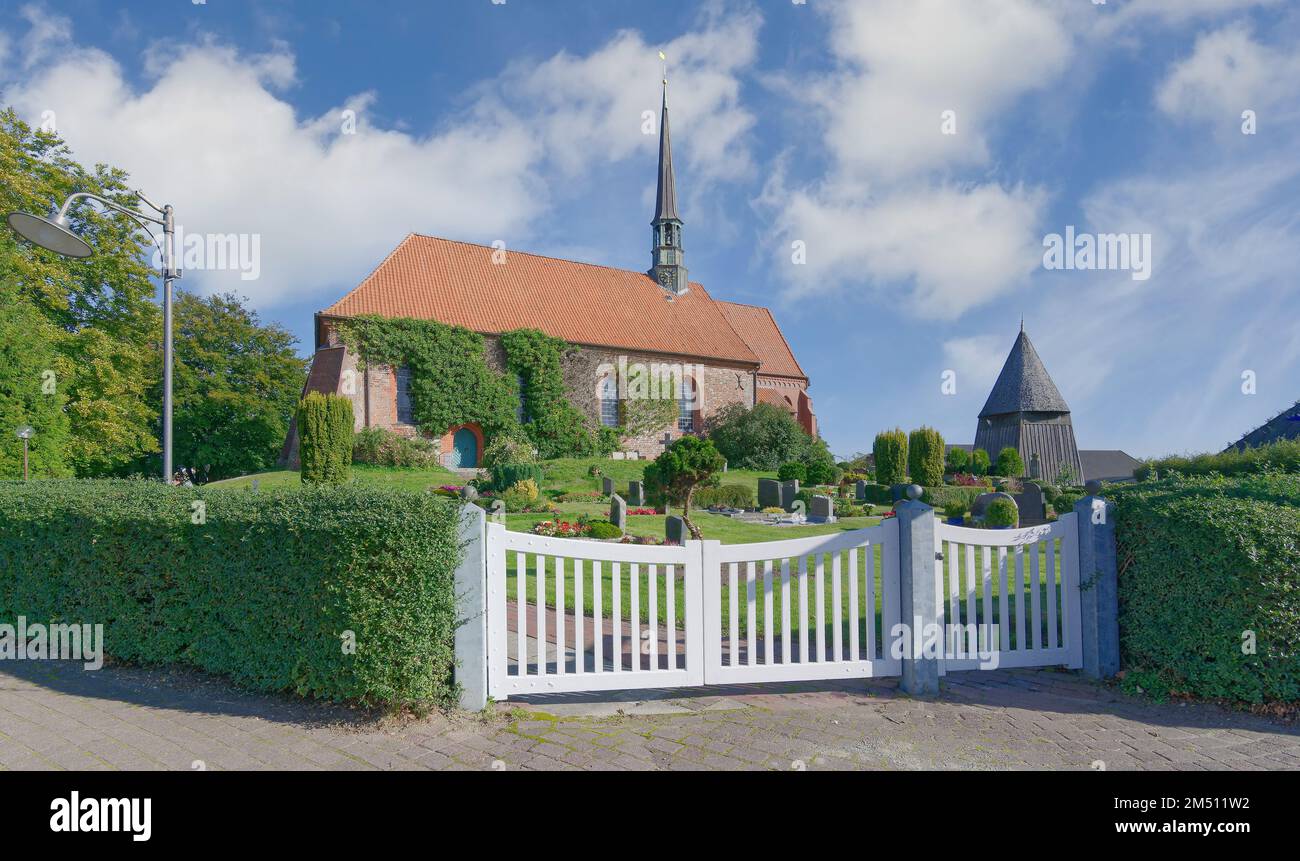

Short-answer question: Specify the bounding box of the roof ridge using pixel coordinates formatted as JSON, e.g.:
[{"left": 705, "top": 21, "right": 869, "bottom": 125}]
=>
[{"left": 322, "top": 233, "right": 417, "bottom": 314}]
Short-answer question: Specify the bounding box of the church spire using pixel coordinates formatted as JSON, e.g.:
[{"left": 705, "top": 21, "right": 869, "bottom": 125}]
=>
[{"left": 650, "top": 64, "right": 688, "bottom": 295}]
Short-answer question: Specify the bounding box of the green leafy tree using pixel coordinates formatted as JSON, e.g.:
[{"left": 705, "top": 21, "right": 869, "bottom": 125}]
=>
[
  {"left": 908, "top": 426, "right": 946, "bottom": 487},
  {"left": 0, "top": 296, "right": 71, "bottom": 477},
  {"left": 995, "top": 446, "right": 1025, "bottom": 478},
  {"left": 946, "top": 447, "right": 969, "bottom": 473},
  {"left": 0, "top": 108, "right": 161, "bottom": 476},
  {"left": 873, "top": 428, "right": 908, "bottom": 486},
  {"left": 777, "top": 461, "right": 806, "bottom": 482},
  {"left": 705, "top": 402, "right": 812, "bottom": 470},
  {"left": 648, "top": 435, "right": 724, "bottom": 540},
  {"left": 298, "top": 393, "right": 353, "bottom": 485},
  {"left": 971, "top": 448, "right": 991, "bottom": 476}
]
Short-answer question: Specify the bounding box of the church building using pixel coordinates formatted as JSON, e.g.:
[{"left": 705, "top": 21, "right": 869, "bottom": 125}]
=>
[{"left": 284, "top": 81, "right": 815, "bottom": 468}]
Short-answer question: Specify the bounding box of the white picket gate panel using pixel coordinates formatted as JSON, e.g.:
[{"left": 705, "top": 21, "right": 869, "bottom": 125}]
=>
[
  {"left": 705, "top": 520, "right": 901, "bottom": 684},
  {"left": 486, "top": 524, "right": 704, "bottom": 698},
  {"left": 933, "top": 515, "right": 1082, "bottom": 672}
]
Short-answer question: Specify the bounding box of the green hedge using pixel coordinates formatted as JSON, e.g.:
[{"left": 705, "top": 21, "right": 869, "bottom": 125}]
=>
[
  {"left": 873, "top": 429, "right": 907, "bottom": 486},
  {"left": 298, "top": 392, "right": 354, "bottom": 485},
  {"left": 908, "top": 427, "right": 945, "bottom": 488},
  {"left": 0, "top": 480, "right": 463, "bottom": 710},
  {"left": 1135, "top": 438, "right": 1300, "bottom": 481},
  {"left": 1109, "top": 475, "right": 1300, "bottom": 704},
  {"left": 492, "top": 462, "right": 544, "bottom": 493},
  {"left": 858, "top": 483, "right": 893, "bottom": 505},
  {"left": 696, "top": 483, "right": 756, "bottom": 510},
  {"left": 920, "top": 485, "right": 984, "bottom": 512}
]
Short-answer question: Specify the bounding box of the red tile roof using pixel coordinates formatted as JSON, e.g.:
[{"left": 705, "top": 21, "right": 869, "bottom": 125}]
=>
[
  {"left": 757, "top": 387, "right": 796, "bottom": 413},
  {"left": 716, "top": 301, "right": 807, "bottom": 381},
  {"left": 322, "top": 234, "right": 761, "bottom": 367}
]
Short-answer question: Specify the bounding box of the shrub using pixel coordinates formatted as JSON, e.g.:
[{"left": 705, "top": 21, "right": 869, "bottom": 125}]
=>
[
  {"left": 943, "top": 500, "right": 967, "bottom": 520},
  {"left": 761, "top": 506, "right": 785, "bottom": 514},
  {"left": 650, "top": 436, "right": 725, "bottom": 540},
  {"left": 501, "top": 478, "right": 540, "bottom": 511},
  {"left": 994, "top": 446, "right": 1024, "bottom": 478},
  {"left": 777, "top": 461, "right": 807, "bottom": 482},
  {"left": 1135, "top": 438, "right": 1300, "bottom": 481},
  {"left": 586, "top": 520, "right": 623, "bottom": 540},
  {"left": 1053, "top": 490, "right": 1082, "bottom": 513},
  {"left": 984, "top": 498, "right": 1018, "bottom": 527},
  {"left": 908, "top": 426, "right": 945, "bottom": 488},
  {"left": 873, "top": 429, "right": 908, "bottom": 486},
  {"left": 0, "top": 480, "right": 461, "bottom": 709},
  {"left": 804, "top": 457, "right": 839, "bottom": 486},
  {"left": 481, "top": 433, "right": 536, "bottom": 470},
  {"left": 859, "top": 483, "right": 893, "bottom": 505},
  {"left": 298, "top": 392, "right": 354, "bottom": 486},
  {"left": 971, "top": 448, "right": 991, "bottom": 476},
  {"left": 695, "top": 484, "right": 755, "bottom": 510},
  {"left": 352, "top": 427, "right": 439, "bottom": 468},
  {"left": 946, "top": 447, "right": 969, "bottom": 473},
  {"left": 834, "top": 499, "right": 866, "bottom": 518},
  {"left": 1108, "top": 475, "right": 1300, "bottom": 704},
  {"left": 706, "top": 402, "right": 811, "bottom": 470},
  {"left": 491, "top": 462, "right": 544, "bottom": 493},
  {"left": 921, "top": 485, "right": 984, "bottom": 513}
]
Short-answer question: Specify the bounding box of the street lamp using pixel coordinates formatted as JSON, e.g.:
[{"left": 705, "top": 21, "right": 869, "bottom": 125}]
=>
[
  {"left": 15, "top": 425, "right": 34, "bottom": 481},
  {"left": 6, "top": 191, "right": 179, "bottom": 482}
]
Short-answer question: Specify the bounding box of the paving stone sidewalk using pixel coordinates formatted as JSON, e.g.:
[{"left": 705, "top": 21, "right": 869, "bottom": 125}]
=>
[{"left": 0, "top": 660, "right": 1296, "bottom": 771}]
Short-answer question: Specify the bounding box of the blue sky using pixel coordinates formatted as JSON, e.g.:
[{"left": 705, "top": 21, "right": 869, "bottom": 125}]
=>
[{"left": 2, "top": 0, "right": 1298, "bottom": 460}]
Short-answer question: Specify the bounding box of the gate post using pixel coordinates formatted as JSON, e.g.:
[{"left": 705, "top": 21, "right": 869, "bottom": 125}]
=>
[
  {"left": 454, "top": 502, "right": 489, "bottom": 710},
  {"left": 1074, "top": 481, "right": 1119, "bottom": 679},
  {"left": 896, "top": 486, "right": 940, "bottom": 695}
]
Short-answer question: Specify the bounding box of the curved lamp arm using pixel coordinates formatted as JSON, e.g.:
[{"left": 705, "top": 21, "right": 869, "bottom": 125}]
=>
[{"left": 56, "top": 191, "right": 166, "bottom": 226}]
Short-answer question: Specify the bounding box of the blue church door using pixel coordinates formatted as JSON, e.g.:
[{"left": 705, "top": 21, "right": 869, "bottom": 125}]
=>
[{"left": 451, "top": 428, "right": 478, "bottom": 468}]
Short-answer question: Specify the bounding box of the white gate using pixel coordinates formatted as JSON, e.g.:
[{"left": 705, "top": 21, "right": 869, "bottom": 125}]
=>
[
  {"left": 934, "top": 515, "right": 1082, "bottom": 672},
  {"left": 484, "top": 515, "right": 1082, "bottom": 700}
]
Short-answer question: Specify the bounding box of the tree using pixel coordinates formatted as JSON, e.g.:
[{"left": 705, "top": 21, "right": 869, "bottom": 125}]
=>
[
  {"left": 647, "top": 436, "right": 724, "bottom": 540},
  {"left": 995, "top": 446, "right": 1025, "bottom": 478},
  {"left": 873, "top": 428, "right": 908, "bottom": 486},
  {"left": 298, "top": 393, "right": 354, "bottom": 485},
  {"left": 946, "top": 447, "right": 969, "bottom": 473},
  {"left": 971, "top": 448, "right": 991, "bottom": 476},
  {"left": 0, "top": 295, "right": 71, "bottom": 477},
  {"left": 908, "top": 426, "right": 945, "bottom": 487},
  {"left": 155, "top": 291, "right": 306, "bottom": 482},
  {"left": 706, "top": 402, "right": 809, "bottom": 470},
  {"left": 0, "top": 109, "right": 162, "bottom": 476}
]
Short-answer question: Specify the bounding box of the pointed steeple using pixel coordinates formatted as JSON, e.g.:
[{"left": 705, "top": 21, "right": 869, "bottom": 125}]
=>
[
  {"left": 654, "top": 83, "right": 680, "bottom": 222},
  {"left": 979, "top": 329, "right": 1070, "bottom": 418},
  {"left": 649, "top": 73, "right": 687, "bottom": 295}
]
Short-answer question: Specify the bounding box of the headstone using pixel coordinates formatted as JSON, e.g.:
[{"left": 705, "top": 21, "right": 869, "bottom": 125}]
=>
[
  {"left": 459, "top": 485, "right": 478, "bottom": 501},
  {"left": 970, "top": 491, "right": 1018, "bottom": 523},
  {"left": 1013, "top": 482, "right": 1047, "bottom": 526},
  {"left": 608, "top": 493, "right": 627, "bottom": 532},
  {"left": 627, "top": 480, "right": 645, "bottom": 506},
  {"left": 665, "top": 515, "right": 687, "bottom": 545},
  {"left": 601, "top": 477, "right": 614, "bottom": 496},
  {"left": 757, "top": 478, "right": 781, "bottom": 509},
  {"left": 855, "top": 479, "right": 868, "bottom": 502},
  {"left": 1028, "top": 452, "right": 1041, "bottom": 480},
  {"left": 611, "top": 451, "right": 625, "bottom": 460},
  {"left": 808, "top": 494, "right": 836, "bottom": 524},
  {"left": 780, "top": 479, "right": 799, "bottom": 511},
  {"left": 890, "top": 483, "right": 910, "bottom": 502}
]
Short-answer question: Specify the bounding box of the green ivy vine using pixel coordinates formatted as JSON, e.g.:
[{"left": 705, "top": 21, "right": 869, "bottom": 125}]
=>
[{"left": 499, "top": 328, "right": 613, "bottom": 459}]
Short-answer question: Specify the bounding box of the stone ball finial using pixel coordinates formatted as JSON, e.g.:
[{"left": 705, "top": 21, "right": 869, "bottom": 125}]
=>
[
  {"left": 1085, "top": 480, "right": 1102, "bottom": 495},
  {"left": 906, "top": 484, "right": 923, "bottom": 501}
]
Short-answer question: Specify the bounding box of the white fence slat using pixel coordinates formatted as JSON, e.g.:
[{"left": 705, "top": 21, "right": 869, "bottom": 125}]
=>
[
  {"left": 815, "top": 554, "right": 826, "bottom": 662},
  {"left": 964, "top": 544, "right": 978, "bottom": 657},
  {"left": 729, "top": 562, "right": 739, "bottom": 667},
  {"left": 948, "top": 541, "right": 961, "bottom": 658},
  {"left": 981, "top": 546, "right": 993, "bottom": 654},
  {"left": 555, "top": 557, "right": 565, "bottom": 675},
  {"left": 798, "top": 555, "right": 809, "bottom": 664},
  {"left": 648, "top": 563, "right": 658, "bottom": 671},
  {"left": 763, "top": 560, "right": 774, "bottom": 665},
  {"left": 1014, "top": 547, "right": 1026, "bottom": 651},
  {"left": 746, "top": 561, "right": 757, "bottom": 666},
  {"left": 612, "top": 562, "right": 621, "bottom": 673},
  {"left": 997, "top": 547, "right": 1008, "bottom": 654},
  {"left": 866, "top": 544, "right": 877, "bottom": 661},
  {"left": 1046, "top": 539, "right": 1059, "bottom": 650},
  {"left": 831, "top": 552, "right": 843, "bottom": 662},
  {"left": 1031, "top": 545, "right": 1042, "bottom": 651},
  {"left": 666, "top": 564, "right": 676, "bottom": 671},
  {"left": 515, "top": 552, "right": 527, "bottom": 677},
  {"left": 536, "top": 556, "right": 547, "bottom": 677},
  {"left": 630, "top": 563, "right": 640, "bottom": 672},
  {"left": 781, "top": 558, "right": 792, "bottom": 664},
  {"left": 849, "top": 547, "right": 860, "bottom": 662},
  {"left": 573, "top": 559, "right": 583, "bottom": 675},
  {"left": 593, "top": 560, "right": 603, "bottom": 673}
]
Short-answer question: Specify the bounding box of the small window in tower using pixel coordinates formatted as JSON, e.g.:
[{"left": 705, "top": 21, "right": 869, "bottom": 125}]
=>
[
  {"left": 396, "top": 367, "right": 413, "bottom": 424},
  {"left": 678, "top": 376, "right": 696, "bottom": 433},
  {"left": 599, "top": 375, "right": 619, "bottom": 427}
]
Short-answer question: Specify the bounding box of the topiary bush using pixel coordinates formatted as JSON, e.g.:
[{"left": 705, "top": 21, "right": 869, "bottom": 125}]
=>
[
  {"left": 994, "top": 446, "right": 1024, "bottom": 478},
  {"left": 945, "top": 447, "right": 969, "bottom": 473},
  {"left": 0, "top": 480, "right": 462, "bottom": 710},
  {"left": 777, "top": 461, "right": 807, "bottom": 482},
  {"left": 873, "top": 428, "right": 908, "bottom": 486},
  {"left": 984, "top": 497, "right": 1019, "bottom": 527},
  {"left": 971, "top": 448, "right": 990, "bottom": 476},
  {"left": 298, "top": 392, "right": 354, "bottom": 485},
  {"left": 586, "top": 520, "right": 623, "bottom": 540},
  {"left": 908, "top": 426, "right": 945, "bottom": 488}
]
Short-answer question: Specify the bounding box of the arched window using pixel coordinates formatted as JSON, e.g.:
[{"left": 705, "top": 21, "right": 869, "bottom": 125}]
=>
[
  {"left": 599, "top": 374, "right": 619, "bottom": 427},
  {"left": 396, "top": 367, "right": 413, "bottom": 424},
  {"left": 678, "top": 376, "right": 697, "bottom": 433}
]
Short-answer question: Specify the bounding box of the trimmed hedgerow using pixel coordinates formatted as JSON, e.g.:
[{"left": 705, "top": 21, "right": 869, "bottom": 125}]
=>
[
  {"left": 298, "top": 392, "right": 354, "bottom": 485},
  {"left": 873, "top": 429, "right": 908, "bottom": 486},
  {"left": 0, "top": 480, "right": 463, "bottom": 710},
  {"left": 491, "top": 462, "right": 544, "bottom": 493},
  {"left": 907, "top": 426, "right": 945, "bottom": 488},
  {"left": 1108, "top": 475, "right": 1300, "bottom": 704},
  {"left": 1135, "top": 438, "right": 1300, "bottom": 481},
  {"left": 920, "top": 485, "right": 984, "bottom": 512},
  {"left": 695, "top": 483, "right": 756, "bottom": 510}
]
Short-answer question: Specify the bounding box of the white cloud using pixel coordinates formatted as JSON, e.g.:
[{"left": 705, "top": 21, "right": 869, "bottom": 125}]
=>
[
  {"left": 0, "top": 5, "right": 761, "bottom": 310},
  {"left": 1156, "top": 23, "right": 1300, "bottom": 130},
  {"left": 943, "top": 334, "right": 1009, "bottom": 402},
  {"left": 17, "top": 2, "right": 71, "bottom": 69}
]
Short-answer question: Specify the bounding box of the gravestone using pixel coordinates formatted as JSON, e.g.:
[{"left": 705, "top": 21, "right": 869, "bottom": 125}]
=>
[
  {"left": 601, "top": 477, "right": 614, "bottom": 496},
  {"left": 611, "top": 451, "right": 625, "bottom": 460},
  {"left": 609, "top": 493, "right": 627, "bottom": 532},
  {"left": 808, "top": 494, "right": 836, "bottom": 524},
  {"left": 780, "top": 479, "right": 800, "bottom": 512},
  {"left": 459, "top": 485, "right": 478, "bottom": 501},
  {"left": 627, "top": 480, "right": 645, "bottom": 506},
  {"left": 758, "top": 478, "right": 781, "bottom": 509},
  {"left": 855, "top": 479, "right": 868, "bottom": 502},
  {"left": 1013, "top": 482, "right": 1047, "bottom": 527},
  {"left": 971, "top": 491, "right": 1018, "bottom": 524},
  {"left": 665, "top": 515, "right": 687, "bottom": 545}
]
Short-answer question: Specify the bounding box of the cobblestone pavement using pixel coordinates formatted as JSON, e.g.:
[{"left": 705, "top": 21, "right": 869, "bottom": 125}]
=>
[{"left": 1, "top": 661, "right": 1296, "bottom": 771}]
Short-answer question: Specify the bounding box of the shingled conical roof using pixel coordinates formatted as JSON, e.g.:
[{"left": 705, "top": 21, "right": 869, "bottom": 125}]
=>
[
  {"left": 653, "top": 83, "right": 680, "bottom": 222},
  {"left": 979, "top": 329, "right": 1070, "bottom": 418}
]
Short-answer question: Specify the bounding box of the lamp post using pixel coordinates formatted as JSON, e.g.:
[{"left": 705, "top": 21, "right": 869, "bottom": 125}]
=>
[
  {"left": 6, "top": 192, "right": 178, "bottom": 482},
  {"left": 15, "top": 425, "right": 34, "bottom": 481}
]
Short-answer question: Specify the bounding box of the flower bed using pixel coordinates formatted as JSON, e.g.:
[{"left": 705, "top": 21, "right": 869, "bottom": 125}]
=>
[
  {"left": 531, "top": 519, "right": 589, "bottom": 537},
  {"left": 627, "top": 507, "right": 662, "bottom": 515}
]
